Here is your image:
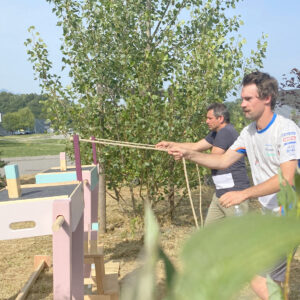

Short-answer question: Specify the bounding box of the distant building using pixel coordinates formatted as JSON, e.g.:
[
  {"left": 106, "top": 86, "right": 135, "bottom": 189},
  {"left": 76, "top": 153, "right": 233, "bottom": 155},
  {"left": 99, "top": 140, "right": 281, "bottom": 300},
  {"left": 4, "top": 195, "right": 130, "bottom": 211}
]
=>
[{"left": 34, "top": 119, "right": 50, "bottom": 134}]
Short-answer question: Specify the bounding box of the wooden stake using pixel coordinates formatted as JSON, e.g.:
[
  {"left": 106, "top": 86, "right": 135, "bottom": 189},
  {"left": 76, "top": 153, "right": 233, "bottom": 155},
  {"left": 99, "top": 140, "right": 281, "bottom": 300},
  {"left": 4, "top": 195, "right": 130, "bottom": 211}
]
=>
[
  {"left": 5, "top": 164, "right": 22, "bottom": 198},
  {"left": 16, "top": 258, "right": 49, "bottom": 300},
  {"left": 60, "top": 152, "right": 67, "bottom": 171}
]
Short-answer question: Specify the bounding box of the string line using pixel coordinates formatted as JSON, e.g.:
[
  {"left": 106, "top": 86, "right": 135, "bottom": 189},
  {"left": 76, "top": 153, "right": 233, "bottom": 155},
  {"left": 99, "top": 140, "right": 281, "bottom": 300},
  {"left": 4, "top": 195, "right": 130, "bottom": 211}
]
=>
[{"left": 79, "top": 137, "right": 201, "bottom": 228}]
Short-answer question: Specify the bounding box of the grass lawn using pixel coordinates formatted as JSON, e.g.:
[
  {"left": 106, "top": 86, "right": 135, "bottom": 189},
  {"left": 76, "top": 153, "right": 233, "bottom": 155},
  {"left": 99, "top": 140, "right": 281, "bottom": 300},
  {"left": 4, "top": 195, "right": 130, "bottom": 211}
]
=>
[{"left": 0, "top": 134, "right": 67, "bottom": 157}]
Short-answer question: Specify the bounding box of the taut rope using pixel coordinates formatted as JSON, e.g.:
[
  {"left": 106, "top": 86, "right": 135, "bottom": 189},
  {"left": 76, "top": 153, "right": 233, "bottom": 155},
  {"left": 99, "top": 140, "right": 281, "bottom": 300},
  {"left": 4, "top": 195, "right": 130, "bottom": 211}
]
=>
[{"left": 80, "top": 137, "right": 201, "bottom": 228}]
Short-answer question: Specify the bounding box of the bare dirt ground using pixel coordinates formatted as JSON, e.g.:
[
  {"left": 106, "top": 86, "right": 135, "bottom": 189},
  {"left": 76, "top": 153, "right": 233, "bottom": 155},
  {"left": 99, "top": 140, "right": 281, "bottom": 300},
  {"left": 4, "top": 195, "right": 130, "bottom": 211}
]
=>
[{"left": 0, "top": 176, "right": 299, "bottom": 300}]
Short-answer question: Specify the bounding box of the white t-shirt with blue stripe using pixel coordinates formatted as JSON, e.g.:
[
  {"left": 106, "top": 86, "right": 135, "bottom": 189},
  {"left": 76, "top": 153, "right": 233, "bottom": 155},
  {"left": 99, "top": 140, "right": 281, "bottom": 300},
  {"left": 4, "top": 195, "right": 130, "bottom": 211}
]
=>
[{"left": 230, "top": 114, "right": 300, "bottom": 211}]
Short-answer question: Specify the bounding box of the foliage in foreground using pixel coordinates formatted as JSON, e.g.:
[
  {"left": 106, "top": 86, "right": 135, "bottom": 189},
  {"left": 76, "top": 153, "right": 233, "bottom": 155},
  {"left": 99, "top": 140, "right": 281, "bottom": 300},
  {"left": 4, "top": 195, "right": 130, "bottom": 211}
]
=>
[{"left": 121, "top": 170, "right": 300, "bottom": 300}]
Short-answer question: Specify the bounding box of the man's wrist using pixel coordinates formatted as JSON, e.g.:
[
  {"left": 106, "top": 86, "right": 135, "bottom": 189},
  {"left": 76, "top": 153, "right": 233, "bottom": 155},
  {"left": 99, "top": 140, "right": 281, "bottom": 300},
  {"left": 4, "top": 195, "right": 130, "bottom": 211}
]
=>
[{"left": 242, "top": 188, "right": 251, "bottom": 201}]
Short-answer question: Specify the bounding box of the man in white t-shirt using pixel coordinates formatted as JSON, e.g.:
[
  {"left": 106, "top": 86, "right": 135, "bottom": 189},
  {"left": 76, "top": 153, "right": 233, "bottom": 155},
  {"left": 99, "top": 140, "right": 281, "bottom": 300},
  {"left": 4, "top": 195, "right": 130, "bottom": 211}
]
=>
[{"left": 167, "top": 71, "right": 300, "bottom": 300}]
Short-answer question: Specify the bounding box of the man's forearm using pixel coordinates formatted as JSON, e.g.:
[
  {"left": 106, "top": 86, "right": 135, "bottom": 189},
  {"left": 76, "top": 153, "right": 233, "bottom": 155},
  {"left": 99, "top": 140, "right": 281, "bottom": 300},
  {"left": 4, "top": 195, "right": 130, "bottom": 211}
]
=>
[
  {"left": 184, "top": 150, "right": 228, "bottom": 169},
  {"left": 242, "top": 175, "right": 280, "bottom": 199},
  {"left": 176, "top": 142, "right": 200, "bottom": 151}
]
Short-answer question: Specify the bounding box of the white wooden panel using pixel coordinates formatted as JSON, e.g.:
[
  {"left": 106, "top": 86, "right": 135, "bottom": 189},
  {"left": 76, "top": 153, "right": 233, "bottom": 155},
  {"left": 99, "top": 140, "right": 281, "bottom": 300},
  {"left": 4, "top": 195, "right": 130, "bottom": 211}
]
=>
[{"left": 0, "top": 196, "right": 66, "bottom": 240}]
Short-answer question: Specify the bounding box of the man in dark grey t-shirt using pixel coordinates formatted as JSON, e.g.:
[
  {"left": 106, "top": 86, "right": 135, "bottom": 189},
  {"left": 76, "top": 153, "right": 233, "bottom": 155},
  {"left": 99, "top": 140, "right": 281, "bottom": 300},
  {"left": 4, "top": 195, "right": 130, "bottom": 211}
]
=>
[{"left": 156, "top": 103, "right": 250, "bottom": 225}]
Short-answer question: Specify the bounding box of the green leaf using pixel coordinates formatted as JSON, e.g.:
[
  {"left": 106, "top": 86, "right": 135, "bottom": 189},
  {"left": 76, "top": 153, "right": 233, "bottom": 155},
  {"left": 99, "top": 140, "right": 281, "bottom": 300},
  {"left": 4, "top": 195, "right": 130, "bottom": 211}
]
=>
[
  {"left": 159, "top": 247, "right": 176, "bottom": 292},
  {"left": 121, "top": 205, "right": 160, "bottom": 300},
  {"left": 169, "top": 214, "right": 300, "bottom": 300}
]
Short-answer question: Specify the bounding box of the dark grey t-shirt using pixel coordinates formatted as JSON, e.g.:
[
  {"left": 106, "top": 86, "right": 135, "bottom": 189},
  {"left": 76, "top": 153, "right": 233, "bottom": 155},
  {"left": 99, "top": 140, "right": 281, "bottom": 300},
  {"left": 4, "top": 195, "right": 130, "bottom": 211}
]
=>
[{"left": 205, "top": 124, "right": 250, "bottom": 198}]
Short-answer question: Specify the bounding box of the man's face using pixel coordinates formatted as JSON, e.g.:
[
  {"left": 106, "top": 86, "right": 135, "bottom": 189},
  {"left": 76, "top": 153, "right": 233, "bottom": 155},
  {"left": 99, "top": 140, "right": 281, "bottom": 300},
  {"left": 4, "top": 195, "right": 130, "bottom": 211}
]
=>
[
  {"left": 206, "top": 109, "right": 222, "bottom": 131},
  {"left": 241, "top": 84, "right": 268, "bottom": 120}
]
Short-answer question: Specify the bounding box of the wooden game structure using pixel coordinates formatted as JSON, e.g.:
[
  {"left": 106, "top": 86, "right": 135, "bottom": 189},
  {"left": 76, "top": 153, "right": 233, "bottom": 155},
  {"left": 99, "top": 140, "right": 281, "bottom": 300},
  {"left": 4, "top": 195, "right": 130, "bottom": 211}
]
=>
[{"left": 0, "top": 136, "right": 119, "bottom": 300}]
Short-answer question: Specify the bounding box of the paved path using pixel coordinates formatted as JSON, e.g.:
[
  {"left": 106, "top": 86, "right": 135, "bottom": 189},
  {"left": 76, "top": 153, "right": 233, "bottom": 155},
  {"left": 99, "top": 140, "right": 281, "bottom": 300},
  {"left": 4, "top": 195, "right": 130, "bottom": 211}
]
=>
[{"left": 0, "top": 155, "right": 73, "bottom": 176}]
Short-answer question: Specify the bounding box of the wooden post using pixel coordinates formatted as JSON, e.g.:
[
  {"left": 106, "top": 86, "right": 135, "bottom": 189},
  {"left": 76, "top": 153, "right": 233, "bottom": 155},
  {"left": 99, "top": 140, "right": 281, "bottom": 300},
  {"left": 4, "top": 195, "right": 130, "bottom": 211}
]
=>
[
  {"left": 73, "top": 134, "right": 83, "bottom": 181},
  {"left": 52, "top": 191, "right": 84, "bottom": 300},
  {"left": 91, "top": 136, "right": 98, "bottom": 165},
  {"left": 99, "top": 163, "right": 106, "bottom": 234},
  {"left": 5, "top": 164, "right": 22, "bottom": 198},
  {"left": 60, "top": 152, "right": 67, "bottom": 171}
]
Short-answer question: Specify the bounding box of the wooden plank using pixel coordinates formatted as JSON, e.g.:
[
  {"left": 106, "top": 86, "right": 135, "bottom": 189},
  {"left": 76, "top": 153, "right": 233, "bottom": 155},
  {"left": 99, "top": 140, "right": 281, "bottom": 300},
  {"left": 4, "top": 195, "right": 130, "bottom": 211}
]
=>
[
  {"left": 85, "top": 274, "right": 119, "bottom": 295},
  {"left": 84, "top": 255, "right": 104, "bottom": 264},
  {"left": 7, "top": 178, "right": 22, "bottom": 198},
  {"left": 104, "top": 261, "right": 120, "bottom": 275},
  {"left": 84, "top": 295, "right": 111, "bottom": 300},
  {"left": 70, "top": 182, "right": 85, "bottom": 232},
  {"left": 91, "top": 261, "right": 120, "bottom": 277},
  {"left": 16, "top": 260, "right": 46, "bottom": 300},
  {"left": 60, "top": 152, "right": 67, "bottom": 171},
  {"left": 0, "top": 197, "right": 64, "bottom": 240},
  {"left": 85, "top": 245, "right": 104, "bottom": 257},
  {"left": 94, "top": 256, "right": 105, "bottom": 294},
  {"left": 34, "top": 255, "right": 52, "bottom": 269},
  {"left": 22, "top": 181, "right": 80, "bottom": 188}
]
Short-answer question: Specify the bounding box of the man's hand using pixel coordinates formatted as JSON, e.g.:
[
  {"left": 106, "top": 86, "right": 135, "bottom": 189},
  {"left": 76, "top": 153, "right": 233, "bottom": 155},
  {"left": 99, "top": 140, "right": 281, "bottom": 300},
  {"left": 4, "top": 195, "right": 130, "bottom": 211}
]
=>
[
  {"left": 168, "top": 147, "right": 186, "bottom": 160},
  {"left": 155, "top": 141, "right": 174, "bottom": 149},
  {"left": 219, "top": 190, "right": 249, "bottom": 208}
]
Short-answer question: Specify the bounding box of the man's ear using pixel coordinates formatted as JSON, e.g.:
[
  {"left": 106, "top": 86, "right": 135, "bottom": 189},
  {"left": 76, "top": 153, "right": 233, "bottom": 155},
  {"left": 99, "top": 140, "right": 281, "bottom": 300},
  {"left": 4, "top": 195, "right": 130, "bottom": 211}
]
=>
[
  {"left": 219, "top": 115, "right": 225, "bottom": 124},
  {"left": 264, "top": 95, "right": 272, "bottom": 106}
]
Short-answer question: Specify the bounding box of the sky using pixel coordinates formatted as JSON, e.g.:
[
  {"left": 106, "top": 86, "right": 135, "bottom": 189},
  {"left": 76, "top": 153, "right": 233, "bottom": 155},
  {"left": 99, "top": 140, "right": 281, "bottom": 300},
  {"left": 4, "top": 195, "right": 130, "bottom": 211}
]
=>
[{"left": 1, "top": 0, "right": 300, "bottom": 97}]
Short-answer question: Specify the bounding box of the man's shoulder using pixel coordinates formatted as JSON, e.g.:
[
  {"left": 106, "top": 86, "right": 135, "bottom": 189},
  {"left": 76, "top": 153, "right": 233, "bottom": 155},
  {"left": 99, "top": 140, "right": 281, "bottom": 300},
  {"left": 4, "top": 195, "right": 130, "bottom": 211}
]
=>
[
  {"left": 240, "top": 122, "right": 256, "bottom": 136},
  {"left": 219, "top": 123, "right": 238, "bottom": 135},
  {"left": 273, "top": 114, "right": 300, "bottom": 135},
  {"left": 276, "top": 114, "right": 299, "bottom": 127}
]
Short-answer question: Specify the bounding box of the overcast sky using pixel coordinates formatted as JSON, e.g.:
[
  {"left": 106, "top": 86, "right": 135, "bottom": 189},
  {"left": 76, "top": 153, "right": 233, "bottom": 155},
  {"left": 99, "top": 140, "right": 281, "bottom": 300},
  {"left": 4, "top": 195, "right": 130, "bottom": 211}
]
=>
[{"left": 1, "top": 0, "right": 300, "bottom": 97}]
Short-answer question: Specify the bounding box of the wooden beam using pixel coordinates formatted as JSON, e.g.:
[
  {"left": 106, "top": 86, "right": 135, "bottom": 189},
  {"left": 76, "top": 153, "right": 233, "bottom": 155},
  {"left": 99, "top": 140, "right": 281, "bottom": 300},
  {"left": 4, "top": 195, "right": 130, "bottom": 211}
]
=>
[{"left": 15, "top": 259, "right": 47, "bottom": 300}]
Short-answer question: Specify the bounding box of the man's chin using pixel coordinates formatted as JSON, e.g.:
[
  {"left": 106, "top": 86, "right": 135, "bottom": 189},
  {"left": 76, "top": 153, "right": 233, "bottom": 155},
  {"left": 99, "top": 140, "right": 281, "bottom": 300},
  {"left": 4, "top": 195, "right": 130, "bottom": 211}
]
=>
[{"left": 243, "top": 112, "right": 253, "bottom": 120}]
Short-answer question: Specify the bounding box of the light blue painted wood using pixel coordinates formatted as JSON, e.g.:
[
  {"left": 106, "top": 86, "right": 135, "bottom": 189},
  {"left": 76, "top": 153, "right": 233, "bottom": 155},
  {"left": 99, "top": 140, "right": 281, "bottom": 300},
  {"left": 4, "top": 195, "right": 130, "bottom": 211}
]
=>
[
  {"left": 35, "top": 172, "right": 77, "bottom": 184},
  {"left": 4, "top": 164, "right": 19, "bottom": 179},
  {"left": 91, "top": 222, "right": 99, "bottom": 231}
]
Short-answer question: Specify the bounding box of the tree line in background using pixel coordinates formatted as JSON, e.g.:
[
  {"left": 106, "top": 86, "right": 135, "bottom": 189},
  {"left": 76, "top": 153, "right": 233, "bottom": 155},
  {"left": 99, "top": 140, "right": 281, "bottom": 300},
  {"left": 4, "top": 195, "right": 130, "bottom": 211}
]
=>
[
  {"left": 25, "top": 0, "right": 267, "bottom": 219},
  {"left": 0, "top": 92, "right": 47, "bottom": 133}
]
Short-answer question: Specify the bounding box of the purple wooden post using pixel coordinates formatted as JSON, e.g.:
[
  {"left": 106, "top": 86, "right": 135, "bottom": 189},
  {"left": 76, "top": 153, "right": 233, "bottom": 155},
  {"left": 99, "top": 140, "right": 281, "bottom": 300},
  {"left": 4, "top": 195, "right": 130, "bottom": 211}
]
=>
[
  {"left": 73, "top": 134, "right": 83, "bottom": 181},
  {"left": 91, "top": 136, "right": 98, "bottom": 165}
]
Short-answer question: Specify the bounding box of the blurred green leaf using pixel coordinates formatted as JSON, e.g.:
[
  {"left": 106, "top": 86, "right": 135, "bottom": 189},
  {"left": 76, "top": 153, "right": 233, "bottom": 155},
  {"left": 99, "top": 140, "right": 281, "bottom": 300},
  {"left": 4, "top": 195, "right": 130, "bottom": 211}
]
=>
[
  {"left": 159, "top": 247, "right": 176, "bottom": 292},
  {"left": 121, "top": 205, "right": 160, "bottom": 300},
  {"left": 169, "top": 214, "right": 300, "bottom": 300}
]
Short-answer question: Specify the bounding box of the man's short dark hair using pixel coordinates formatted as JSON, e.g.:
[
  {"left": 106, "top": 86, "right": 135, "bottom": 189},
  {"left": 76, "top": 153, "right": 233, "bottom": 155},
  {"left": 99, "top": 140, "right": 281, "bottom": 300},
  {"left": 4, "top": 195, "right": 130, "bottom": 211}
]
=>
[
  {"left": 207, "top": 103, "right": 230, "bottom": 123},
  {"left": 242, "top": 71, "right": 278, "bottom": 109}
]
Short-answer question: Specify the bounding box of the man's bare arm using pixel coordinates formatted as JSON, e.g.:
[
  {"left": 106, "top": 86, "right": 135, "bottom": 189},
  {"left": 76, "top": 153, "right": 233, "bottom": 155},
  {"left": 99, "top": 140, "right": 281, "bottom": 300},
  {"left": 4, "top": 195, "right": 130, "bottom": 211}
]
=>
[
  {"left": 219, "top": 160, "right": 298, "bottom": 207},
  {"left": 168, "top": 147, "right": 243, "bottom": 170},
  {"left": 156, "top": 138, "right": 212, "bottom": 152}
]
